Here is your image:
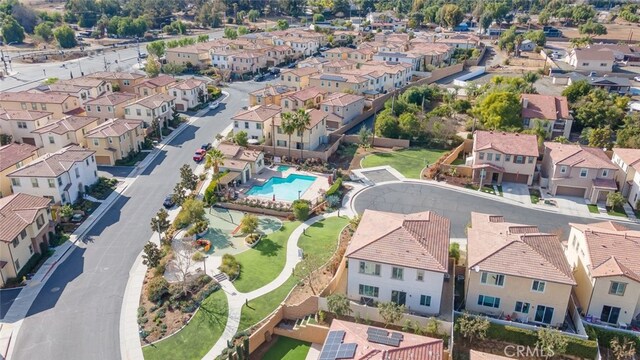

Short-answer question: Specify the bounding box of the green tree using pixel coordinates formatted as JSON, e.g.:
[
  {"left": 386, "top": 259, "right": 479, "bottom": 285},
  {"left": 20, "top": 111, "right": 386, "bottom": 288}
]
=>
[
  {"left": 572, "top": 4, "right": 596, "bottom": 24},
  {"left": 34, "top": 22, "right": 53, "bottom": 41},
  {"left": 237, "top": 26, "right": 249, "bottom": 35},
  {"left": 574, "top": 89, "right": 628, "bottom": 129},
  {"left": 144, "top": 57, "right": 161, "bottom": 77},
  {"left": 375, "top": 110, "right": 400, "bottom": 138},
  {"left": 146, "top": 40, "right": 166, "bottom": 58},
  {"left": 579, "top": 20, "right": 607, "bottom": 36},
  {"left": 146, "top": 276, "right": 169, "bottom": 303},
  {"left": 377, "top": 301, "right": 405, "bottom": 328},
  {"left": 291, "top": 108, "right": 311, "bottom": 160},
  {"left": 449, "top": 243, "right": 460, "bottom": 265},
  {"left": 398, "top": 112, "right": 421, "bottom": 139},
  {"left": 53, "top": 25, "right": 76, "bottom": 48},
  {"left": 313, "top": 13, "right": 325, "bottom": 23},
  {"left": 150, "top": 208, "right": 171, "bottom": 234},
  {"left": 607, "top": 192, "right": 626, "bottom": 209},
  {"left": 142, "top": 242, "right": 162, "bottom": 268},
  {"left": 240, "top": 214, "right": 259, "bottom": 236},
  {"left": 234, "top": 130, "right": 248, "bottom": 147},
  {"left": 280, "top": 111, "right": 298, "bottom": 158},
  {"left": 181, "top": 198, "right": 205, "bottom": 224},
  {"left": 247, "top": 9, "right": 260, "bottom": 22},
  {"left": 327, "top": 293, "right": 351, "bottom": 317},
  {"left": 197, "top": 34, "right": 209, "bottom": 42},
  {"left": 276, "top": 19, "right": 289, "bottom": 30},
  {"left": 610, "top": 337, "right": 636, "bottom": 360},
  {"left": 161, "top": 63, "right": 185, "bottom": 75},
  {"left": 179, "top": 164, "right": 198, "bottom": 191},
  {"left": 455, "top": 312, "right": 490, "bottom": 343},
  {"left": 357, "top": 126, "right": 372, "bottom": 148},
  {"left": 223, "top": 27, "right": 237, "bottom": 39},
  {"left": 439, "top": 4, "right": 463, "bottom": 28},
  {"left": 2, "top": 16, "right": 25, "bottom": 43},
  {"left": 536, "top": 328, "right": 568, "bottom": 357},
  {"left": 205, "top": 148, "right": 225, "bottom": 175},
  {"left": 616, "top": 113, "right": 640, "bottom": 148},
  {"left": 473, "top": 91, "right": 522, "bottom": 130},
  {"left": 538, "top": 10, "right": 550, "bottom": 25},
  {"left": 588, "top": 126, "right": 613, "bottom": 149},
  {"left": 292, "top": 199, "right": 310, "bottom": 221},
  {"left": 524, "top": 30, "right": 546, "bottom": 46},
  {"left": 562, "top": 79, "right": 591, "bottom": 103}
]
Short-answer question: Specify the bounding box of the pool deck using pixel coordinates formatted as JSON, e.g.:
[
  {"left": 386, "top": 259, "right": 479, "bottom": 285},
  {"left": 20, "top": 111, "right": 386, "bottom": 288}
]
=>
[{"left": 237, "top": 166, "right": 330, "bottom": 203}]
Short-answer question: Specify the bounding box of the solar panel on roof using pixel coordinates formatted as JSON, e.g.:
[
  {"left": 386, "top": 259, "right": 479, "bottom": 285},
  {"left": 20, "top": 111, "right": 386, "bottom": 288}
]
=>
[
  {"left": 390, "top": 332, "right": 404, "bottom": 340},
  {"left": 336, "top": 343, "right": 357, "bottom": 359}
]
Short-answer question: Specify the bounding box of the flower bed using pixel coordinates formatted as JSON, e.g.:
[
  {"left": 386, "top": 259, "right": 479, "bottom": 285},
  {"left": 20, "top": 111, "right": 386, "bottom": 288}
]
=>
[{"left": 244, "top": 234, "right": 261, "bottom": 248}]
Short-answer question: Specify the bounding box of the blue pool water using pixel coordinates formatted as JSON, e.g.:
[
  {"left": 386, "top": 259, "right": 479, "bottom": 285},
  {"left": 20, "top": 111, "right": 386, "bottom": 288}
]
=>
[
  {"left": 277, "top": 165, "right": 290, "bottom": 172},
  {"left": 246, "top": 174, "right": 317, "bottom": 201}
]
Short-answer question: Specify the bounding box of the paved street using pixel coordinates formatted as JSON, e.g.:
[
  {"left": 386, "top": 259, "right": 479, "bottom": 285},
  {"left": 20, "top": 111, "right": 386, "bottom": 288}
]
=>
[
  {"left": 353, "top": 182, "right": 640, "bottom": 238},
  {"left": 10, "top": 81, "right": 260, "bottom": 360},
  {"left": 0, "top": 289, "right": 21, "bottom": 320}
]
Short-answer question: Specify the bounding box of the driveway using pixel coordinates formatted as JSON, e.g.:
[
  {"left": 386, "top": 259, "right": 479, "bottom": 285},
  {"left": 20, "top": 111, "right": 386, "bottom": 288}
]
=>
[
  {"left": 360, "top": 168, "right": 402, "bottom": 183},
  {"left": 500, "top": 182, "right": 530, "bottom": 204},
  {"left": 352, "top": 183, "right": 640, "bottom": 238},
  {"left": 97, "top": 166, "right": 134, "bottom": 179}
]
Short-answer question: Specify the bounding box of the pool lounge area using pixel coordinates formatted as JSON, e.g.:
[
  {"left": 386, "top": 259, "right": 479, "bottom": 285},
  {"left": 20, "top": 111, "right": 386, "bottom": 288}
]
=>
[{"left": 239, "top": 165, "right": 330, "bottom": 203}]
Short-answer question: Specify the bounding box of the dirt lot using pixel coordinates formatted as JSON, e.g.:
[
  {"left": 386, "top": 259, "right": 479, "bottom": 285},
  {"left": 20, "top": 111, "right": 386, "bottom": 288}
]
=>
[{"left": 559, "top": 20, "right": 640, "bottom": 42}]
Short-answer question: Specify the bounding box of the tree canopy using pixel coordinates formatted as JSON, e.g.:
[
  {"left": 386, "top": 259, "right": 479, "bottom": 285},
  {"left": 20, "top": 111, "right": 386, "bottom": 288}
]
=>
[{"left": 473, "top": 91, "right": 522, "bottom": 130}]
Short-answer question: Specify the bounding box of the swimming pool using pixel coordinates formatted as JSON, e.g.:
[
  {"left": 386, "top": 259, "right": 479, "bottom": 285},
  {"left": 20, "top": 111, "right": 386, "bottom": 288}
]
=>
[
  {"left": 276, "top": 165, "right": 290, "bottom": 172},
  {"left": 246, "top": 174, "right": 317, "bottom": 201}
]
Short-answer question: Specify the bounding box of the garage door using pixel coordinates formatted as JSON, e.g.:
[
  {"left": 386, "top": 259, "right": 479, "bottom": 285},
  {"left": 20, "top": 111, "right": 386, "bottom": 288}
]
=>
[
  {"left": 175, "top": 104, "right": 184, "bottom": 111},
  {"left": 502, "top": 172, "right": 528, "bottom": 183},
  {"left": 22, "top": 137, "right": 36, "bottom": 146},
  {"left": 556, "top": 186, "right": 586, "bottom": 198},
  {"left": 95, "top": 155, "right": 113, "bottom": 165}
]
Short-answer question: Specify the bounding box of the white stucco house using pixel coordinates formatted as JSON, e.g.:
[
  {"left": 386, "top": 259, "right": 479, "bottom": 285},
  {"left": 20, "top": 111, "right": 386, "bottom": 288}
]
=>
[
  {"left": 345, "top": 209, "right": 451, "bottom": 315},
  {"left": 7, "top": 146, "right": 98, "bottom": 205}
]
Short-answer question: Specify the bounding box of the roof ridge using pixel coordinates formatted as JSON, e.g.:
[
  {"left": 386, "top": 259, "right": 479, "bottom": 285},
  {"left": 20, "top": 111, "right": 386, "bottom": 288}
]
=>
[{"left": 520, "top": 233, "right": 575, "bottom": 283}]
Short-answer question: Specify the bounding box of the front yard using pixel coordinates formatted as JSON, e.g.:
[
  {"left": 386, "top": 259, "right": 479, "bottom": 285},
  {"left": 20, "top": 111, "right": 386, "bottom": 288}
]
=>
[{"left": 361, "top": 148, "right": 448, "bottom": 179}]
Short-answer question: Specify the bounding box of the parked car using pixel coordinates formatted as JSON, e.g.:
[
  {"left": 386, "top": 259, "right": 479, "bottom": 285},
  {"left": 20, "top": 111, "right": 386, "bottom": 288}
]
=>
[
  {"left": 163, "top": 194, "right": 176, "bottom": 208},
  {"left": 201, "top": 143, "right": 212, "bottom": 151},
  {"left": 253, "top": 74, "right": 265, "bottom": 82},
  {"left": 319, "top": 46, "right": 330, "bottom": 52},
  {"left": 139, "top": 52, "right": 148, "bottom": 59},
  {"left": 634, "top": 76, "right": 640, "bottom": 82},
  {"left": 209, "top": 101, "right": 219, "bottom": 110},
  {"left": 268, "top": 67, "right": 280, "bottom": 75},
  {"left": 193, "top": 149, "right": 206, "bottom": 162},
  {"left": 589, "top": 71, "right": 598, "bottom": 77},
  {"left": 287, "top": 62, "right": 297, "bottom": 68}
]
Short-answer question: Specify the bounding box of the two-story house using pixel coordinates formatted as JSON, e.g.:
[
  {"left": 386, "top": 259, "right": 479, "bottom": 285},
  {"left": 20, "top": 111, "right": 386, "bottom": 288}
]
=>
[
  {"left": 280, "top": 87, "right": 327, "bottom": 111},
  {"left": 230, "top": 51, "right": 267, "bottom": 76},
  {"left": 84, "top": 93, "right": 137, "bottom": 122},
  {"left": 249, "top": 85, "right": 294, "bottom": 107},
  {"left": 611, "top": 148, "right": 640, "bottom": 208},
  {"left": 217, "top": 143, "right": 265, "bottom": 176},
  {"left": 0, "top": 91, "right": 80, "bottom": 118},
  {"left": 85, "top": 118, "right": 144, "bottom": 165},
  {"left": 56, "top": 77, "right": 112, "bottom": 100},
  {"left": 231, "top": 104, "right": 281, "bottom": 141},
  {"left": 31, "top": 115, "right": 100, "bottom": 154},
  {"left": 279, "top": 67, "right": 320, "bottom": 90},
  {"left": 308, "top": 73, "right": 369, "bottom": 95},
  {"left": 566, "top": 221, "right": 640, "bottom": 328},
  {"left": 7, "top": 146, "right": 98, "bottom": 205},
  {"left": 542, "top": 142, "right": 618, "bottom": 203},
  {"left": 169, "top": 78, "right": 207, "bottom": 111},
  {"left": 124, "top": 93, "right": 175, "bottom": 129},
  {"left": 521, "top": 94, "right": 573, "bottom": 139},
  {"left": 320, "top": 92, "right": 365, "bottom": 128},
  {"left": 133, "top": 75, "right": 177, "bottom": 97},
  {"left": 0, "top": 143, "right": 38, "bottom": 198},
  {"left": 324, "top": 47, "right": 355, "bottom": 61},
  {"left": 470, "top": 131, "right": 539, "bottom": 186},
  {"left": 272, "top": 109, "right": 328, "bottom": 152},
  {"left": 0, "top": 193, "right": 53, "bottom": 287},
  {"left": 165, "top": 43, "right": 213, "bottom": 69},
  {"left": 465, "top": 213, "right": 576, "bottom": 326},
  {"left": 85, "top": 71, "right": 146, "bottom": 93},
  {"left": 373, "top": 51, "right": 420, "bottom": 71},
  {"left": 346, "top": 209, "right": 450, "bottom": 315},
  {"left": 0, "top": 109, "right": 54, "bottom": 146},
  {"left": 567, "top": 48, "right": 615, "bottom": 73}
]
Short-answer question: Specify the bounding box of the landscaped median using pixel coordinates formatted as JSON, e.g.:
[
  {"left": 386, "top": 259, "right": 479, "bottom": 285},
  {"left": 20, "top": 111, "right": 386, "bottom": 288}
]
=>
[{"left": 361, "top": 148, "right": 448, "bottom": 179}]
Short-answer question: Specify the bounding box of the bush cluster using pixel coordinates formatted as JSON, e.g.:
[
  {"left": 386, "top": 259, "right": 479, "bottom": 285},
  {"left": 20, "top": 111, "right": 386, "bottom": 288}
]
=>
[{"left": 219, "top": 254, "right": 240, "bottom": 279}]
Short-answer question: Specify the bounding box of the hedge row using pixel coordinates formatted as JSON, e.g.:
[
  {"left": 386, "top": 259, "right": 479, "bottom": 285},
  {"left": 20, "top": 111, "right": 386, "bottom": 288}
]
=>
[
  {"left": 586, "top": 325, "right": 640, "bottom": 351},
  {"left": 326, "top": 178, "right": 342, "bottom": 197},
  {"left": 204, "top": 179, "right": 218, "bottom": 205},
  {"left": 486, "top": 323, "right": 598, "bottom": 359}
]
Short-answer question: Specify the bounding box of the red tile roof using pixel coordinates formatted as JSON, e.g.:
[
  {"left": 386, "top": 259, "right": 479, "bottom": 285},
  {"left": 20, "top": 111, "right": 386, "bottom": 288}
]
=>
[
  {"left": 474, "top": 131, "right": 539, "bottom": 157},
  {"left": 232, "top": 104, "right": 281, "bottom": 122},
  {"left": 7, "top": 146, "right": 94, "bottom": 178},
  {"left": 31, "top": 115, "right": 99, "bottom": 135},
  {"left": 521, "top": 94, "right": 571, "bottom": 120},
  {"left": 468, "top": 213, "right": 576, "bottom": 285},
  {"left": 613, "top": 148, "right": 640, "bottom": 171},
  {"left": 0, "top": 109, "right": 52, "bottom": 121},
  {"left": 84, "top": 93, "right": 137, "bottom": 106},
  {"left": 0, "top": 193, "right": 51, "bottom": 243},
  {"left": 544, "top": 142, "right": 617, "bottom": 170},
  {"left": 85, "top": 118, "right": 142, "bottom": 138},
  {"left": 346, "top": 209, "right": 450, "bottom": 272},
  {"left": 0, "top": 91, "right": 73, "bottom": 104},
  {"left": 0, "top": 143, "right": 38, "bottom": 172}
]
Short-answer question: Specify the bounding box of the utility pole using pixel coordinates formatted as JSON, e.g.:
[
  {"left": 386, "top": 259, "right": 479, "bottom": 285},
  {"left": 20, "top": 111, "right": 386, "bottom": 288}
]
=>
[{"left": 0, "top": 49, "right": 7, "bottom": 74}]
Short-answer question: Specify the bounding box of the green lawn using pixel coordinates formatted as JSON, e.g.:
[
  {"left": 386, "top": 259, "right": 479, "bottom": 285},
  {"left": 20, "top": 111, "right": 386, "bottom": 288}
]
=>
[
  {"left": 239, "top": 276, "right": 298, "bottom": 331},
  {"left": 233, "top": 221, "right": 300, "bottom": 293},
  {"left": 263, "top": 337, "right": 311, "bottom": 360},
  {"left": 298, "top": 217, "right": 349, "bottom": 264},
  {"left": 587, "top": 204, "right": 600, "bottom": 214},
  {"left": 607, "top": 206, "right": 627, "bottom": 218},
  {"left": 361, "top": 148, "right": 448, "bottom": 178},
  {"left": 143, "top": 290, "right": 228, "bottom": 360}
]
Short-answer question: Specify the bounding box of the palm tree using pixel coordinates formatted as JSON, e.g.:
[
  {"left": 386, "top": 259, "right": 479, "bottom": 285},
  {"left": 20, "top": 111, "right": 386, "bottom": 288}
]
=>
[
  {"left": 293, "top": 109, "right": 311, "bottom": 160},
  {"left": 206, "top": 148, "right": 225, "bottom": 176},
  {"left": 280, "top": 112, "right": 297, "bottom": 159}
]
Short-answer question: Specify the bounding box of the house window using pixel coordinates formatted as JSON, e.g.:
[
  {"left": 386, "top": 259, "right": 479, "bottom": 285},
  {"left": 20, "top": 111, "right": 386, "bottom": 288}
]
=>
[
  {"left": 75, "top": 168, "right": 80, "bottom": 178},
  {"left": 244, "top": 122, "right": 249, "bottom": 129},
  {"left": 515, "top": 156, "right": 524, "bottom": 164},
  {"left": 87, "top": 105, "right": 92, "bottom": 111},
  {"left": 480, "top": 271, "right": 505, "bottom": 286},
  {"left": 14, "top": 259, "right": 20, "bottom": 271},
  {"left": 523, "top": 118, "right": 530, "bottom": 126},
  {"left": 17, "top": 121, "right": 27, "bottom": 129},
  {"left": 11, "top": 178, "right": 20, "bottom": 187},
  {"left": 479, "top": 152, "right": 484, "bottom": 160},
  {"left": 29, "top": 244, "right": 34, "bottom": 254},
  {"left": 234, "top": 121, "right": 239, "bottom": 128},
  {"left": 57, "top": 177, "right": 62, "bottom": 186},
  {"left": 48, "top": 179, "right": 55, "bottom": 188},
  {"left": 528, "top": 157, "right": 534, "bottom": 164},
  {"left": 256, "top": 123, "right": 262, "bottom": 130},
  {"left": 477, "top": 295, "right": 501, "bottom": 308},
  {"left": 600, "top": 63, "right": 608, "bottom": 67},
  {"left": 146, "top": 110, "right": 152, "bottom": 116},
  {"left": 602, "top": 169, "right": 609, "bottom": 177},
  {"left": 136, "top": 109, "right": 142, "bottom": 116},
  {"left": 580, "top": 168, "right": 588, "bottom": 178},
  {"left": 495, "top": 154, "right": 501, "bottom": 161},
  {"left": 48, "top": 136, "right": 55, "bottom": 144},
  {"left": 487, "top": 153, "right": 493, "bottom": 161},
  {"left": 21, "top": 102, "right": 26, "bottom": 110},
  {"left": 12, "top": 237, "right": 19, "bottom": 248},
  {"left": 420, "top": 295, "right": 432, "bottom": 306},
  {"left": 391, "top": 267, "right": 404, "bottom": 280},
  {"left": 416, "top": 270, "right": 424, "bottom": 281},
  {"left": 358, "top": 284, "right": 379, "bottom": 297},
  {"left": 359, "top": 261, "right": 381, "bottom": 275},
  {"left": 600, "top": 305, "right": 621, "bottom": 324},
  {"left": 532, "top": 280, "right": 546, "bottom": 292},
  {"left": 535, "top": 305, "right": 555, "bottom": 324},
  {"left": 125, "top": 108, "right": 130, "bottom": 115},
  {"left": 97, "top": 106, "right": 101, "bottom": 112},
  {"left": 31, "top": 178, "right": 39, "bottom": 188},
  {"left": 515, "top": 301, "right": 530, "bottom": 313},
  {"left": 36, "top": 214, "right": 45, "bottom": 228},
  {"left": 93, "top": 139, "right": 99, "bottom": 146},
  {"left": 609, "top": 282, "right": 626, "bottom": 296},
  {"left": 505, "top": 154, "right": 511, "bottom": 161},
  {"left": 560, "top": 166, "right": 567, "bottom": 174}
]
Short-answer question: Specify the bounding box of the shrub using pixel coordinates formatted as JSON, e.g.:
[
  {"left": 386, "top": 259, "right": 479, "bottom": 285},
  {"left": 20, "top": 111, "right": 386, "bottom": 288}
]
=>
[
  {"left": 204, "top": 180, "right": 218, "bottom": 205},
  {"left": 192, "top": 251, "right": 205, "bottom": 262},
  {"left": 326, "top": 178, "right": 343, "bottom": 197},
  {"left": 147, "top": 276, "right": 169, "bottom": 303},
  {"left": 292, "top": 199, "right": 311, "bottom": 221},
  {"left": 326, "top": 195, "right": 341, "bottom": 208},
  {"left": 187, "top": 220, "right": 209, "bottom": 236},
  {"left": 218, "top": 254, "right": 240, "bottom": 279}
]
